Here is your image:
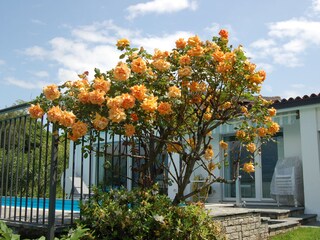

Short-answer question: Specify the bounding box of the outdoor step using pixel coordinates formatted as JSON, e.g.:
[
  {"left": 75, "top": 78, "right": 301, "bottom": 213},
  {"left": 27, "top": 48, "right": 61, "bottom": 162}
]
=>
[
  {"left": 245, "top": 205, "right": 305, "bottom": 219},
  {"left": 268, "top": 219, "right": 300, "bottom": 237},
  {"left": 288, "top": 214, "right": 318, "bottom": 225}
]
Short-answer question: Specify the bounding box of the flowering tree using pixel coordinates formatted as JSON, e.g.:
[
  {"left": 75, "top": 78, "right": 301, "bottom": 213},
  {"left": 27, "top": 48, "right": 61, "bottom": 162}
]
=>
[{"left": 29, "top": 30, "right": 279, "bottom": 204}]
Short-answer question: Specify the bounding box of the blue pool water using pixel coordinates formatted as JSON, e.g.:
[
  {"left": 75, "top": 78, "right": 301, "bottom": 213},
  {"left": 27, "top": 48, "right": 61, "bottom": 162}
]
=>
[{"left": 1, "top": 196, "right": 80, "bottom": 212}]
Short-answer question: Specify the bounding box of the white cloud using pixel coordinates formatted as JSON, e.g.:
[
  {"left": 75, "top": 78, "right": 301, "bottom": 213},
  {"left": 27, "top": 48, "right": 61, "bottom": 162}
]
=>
[
  {"left": 5, "top": 77, "right": 49, "bottom": 89},
  {"left": 24, "top": 46, "right": 47, "bottom": 59},
  {"left": 255, "top": 62, "right": 274, "bottom": 73},
  {"left": 70, "top": 20, "right": 139, "bottom": 44},
  {"left": 268, "top": 18, "right": 320, "bottom": 44},
  {"left": 132, "top": 31, "right": 193, "bottom": 52},
  {"left": 312, "top": 0, "right": 320, "bottom": 13},
  {"left": 23, "top": 20, "right": 197, "bottom": 83},
  {"left": 32, "top": 71, "right": 49, "bottom": 78},
  {"left": 250, "top": 39, "right": 276, "bottom": 49},
  {"left": 249, "top": 17, "right": 320, "bottom": 68},
  {"left": 0, "top": 59, "right": 5, "bottom": 65},
  {"left": 31, "top": 19, "right": 46, "bottom": 25},
  {"left": 126, "top": 0, "right": 198, "bottom": 20}
]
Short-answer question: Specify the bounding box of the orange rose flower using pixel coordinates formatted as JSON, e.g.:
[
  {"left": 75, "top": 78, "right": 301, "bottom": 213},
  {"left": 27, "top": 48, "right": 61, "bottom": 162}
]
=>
[
  {"left": 219, "top": 140, "right": 228, "bottom": 150},
  {"left": 107, "top": 96, "right": 123, "bottom": 109},
  {"left": 243, "top": 162, "right": 255, "bottom": 173},
  {"left": 108, "top": 107, "right": 126, "bottom": 123},
  {"left": 257, "top": 127, "right": 268, "bottom": 137},
  {"left": 175, "top": 38, "right": 187, "bottom": 49},
  {"left": 219, "top": 29, "right": 229, "bottom": 39},
  {"left": 208, "top": 162, "right": 216, "bottom": 172},
  {"left": 29, "top": 104, "right": 45, "bottom": 119},
  {"left": 124, "top": 124, "right": 135, "bottom": 137},
  {"left": 93, "top": 77, "right": 111, "bottom": 93},
  {"left": 268, "top": 107, "right": 277, "bottom": 117},
  {"left": 189, "top": 81, "right": 199, "bottom": 92},
  {"left": 204, "top": 145, "right": 214, "bottom": 160},
  {"left": 131, "top": 113, "right": 139, "bottom": 122},
  {"left": 179, "top": 55, "right": 191, "bottom": 66},
  {"left": 212, "top": 50, "right": 225, "bottom": 62},
  {"left": 168, "top": 86, "right": 181, "bottom": 98},
  {"left": 241, "top": 106, "right": 248, "bottom": 114},
  {"left": 70, "top": 121, "right": 88, "bottom": 140},
  {"left": 114, "top": 62, "right": 131, "bottom": 81},
  {"left": 59, "top": 111, "right": 76, "bottom": 127},
  {"left": 246, "top": 142, "right": 256, "bottom": 153},
  {"left": 130, "top": 84, "right": 147, "bottom": 101},
  {"left": 78, "top": 90, "right": 90, "bottom": 103},
  {"left": 121, "top": 93, "right": 135, "bottom": 109},
  {"left": 167, "top": 143, "right": 182, "bottom": 153},
  {"left": 141, "top": 95, "right": 158, "bottom": 112},
  {"left": 89, "top": 90, "right": 105, "bottom": 105},
  {"left": 43, "top": 84, "right": 60, "bottom": 101},
  {"left": 131, "top": 57, "right": 147, "bottom": 74},
  {"left": 268, "top": 122, "right": 280, "bottom": 135},
  {"left": 152, "top": 59, "right": 170, "bottom": 71},
  {"left": 187, "top": 45, "right": 204, "bottom": 57},
  {"left": 236, "top": 130, "right": 246, "bottom": 139},
  {"left": 187, "top": 35, "right": 201, "bottom": 47},
  {"left": 220, "top": 101, "right": 232, "bottom": 110},
  {"left": 73, "top": 79, "right": 89, "bottom": 89},
  {"left": 92, "top": 113, "right": 108, "bottom": 130},
  {"left": 203, "top": 112, "right": 211, "bottom": 121},
  {"left": 187, "top": 138, "right": 196, "bottom": 150},
  {"left": 157, "top": 102, "right": 172, "bottom": 115},
  {"left": 178, "top": 66, "right": 192, "bottom": 77},
  {"left": 152, "top": 49, "right": 169, "bottom": 60},
  {"left": 47, "top": 106, "right": 63, "bottom": 123},
  {"left": 116, "top": 38, "right": 130, "bottom": 49}
]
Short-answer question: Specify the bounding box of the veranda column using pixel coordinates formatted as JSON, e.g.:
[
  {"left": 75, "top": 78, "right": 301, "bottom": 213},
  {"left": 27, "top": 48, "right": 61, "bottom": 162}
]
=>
[{"left": 299, "top": 107, "right": 320, "bottom": 220}]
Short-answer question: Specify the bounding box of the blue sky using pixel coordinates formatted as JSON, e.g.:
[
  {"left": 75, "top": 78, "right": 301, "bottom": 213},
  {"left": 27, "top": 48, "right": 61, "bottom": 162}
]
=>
[{"left": 1, "top": 0, "right": 320, "bottom": 109}]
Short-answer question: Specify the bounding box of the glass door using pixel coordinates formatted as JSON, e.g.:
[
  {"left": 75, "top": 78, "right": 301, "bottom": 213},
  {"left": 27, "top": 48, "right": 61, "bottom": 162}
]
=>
[
  {"left": 261, "top": 133, "right": 284, "bottom": 198},
  {"left": 223, "top": 135, "right": 256, "bottom": 199}
]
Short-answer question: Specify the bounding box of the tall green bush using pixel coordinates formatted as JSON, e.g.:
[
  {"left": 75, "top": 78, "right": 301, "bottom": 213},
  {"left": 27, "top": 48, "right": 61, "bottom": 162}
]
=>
[{"left": 80, "top": 185, "right": 226, "bottom": 240}]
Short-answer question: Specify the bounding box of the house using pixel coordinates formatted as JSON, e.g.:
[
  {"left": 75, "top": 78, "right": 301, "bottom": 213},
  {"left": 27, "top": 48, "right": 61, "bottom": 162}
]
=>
[
  {"left": 64, "top": 93, "right": 320, "bottom": 220},
  {"left": 195, "top": 93, "right": 320, "bottom": 220}
]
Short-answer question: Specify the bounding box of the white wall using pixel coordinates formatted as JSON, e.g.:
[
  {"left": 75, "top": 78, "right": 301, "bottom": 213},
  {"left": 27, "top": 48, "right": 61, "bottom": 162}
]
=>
[
  {"left": 300, "top": 107, "right": 320, "bottom": 220},
  {"left": 283, "top": 120, "right": 301, "bottom": 159}
]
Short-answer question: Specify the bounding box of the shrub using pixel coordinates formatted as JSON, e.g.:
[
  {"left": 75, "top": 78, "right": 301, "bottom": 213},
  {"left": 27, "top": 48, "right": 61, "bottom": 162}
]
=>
[{"left": 79, "top": 185, "right": 226, "bottom": 240}]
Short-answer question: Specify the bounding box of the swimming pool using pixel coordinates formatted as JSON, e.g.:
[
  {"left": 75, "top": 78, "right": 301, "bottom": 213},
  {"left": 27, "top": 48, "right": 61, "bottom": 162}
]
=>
[{"left": 0, "top": 196, "right": 80, "bottom": 212}]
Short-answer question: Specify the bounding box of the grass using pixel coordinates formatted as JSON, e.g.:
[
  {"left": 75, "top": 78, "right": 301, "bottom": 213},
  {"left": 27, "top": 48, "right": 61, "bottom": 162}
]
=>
[{"left": 271, "top": 227, "right": 320, "bottom": 240}]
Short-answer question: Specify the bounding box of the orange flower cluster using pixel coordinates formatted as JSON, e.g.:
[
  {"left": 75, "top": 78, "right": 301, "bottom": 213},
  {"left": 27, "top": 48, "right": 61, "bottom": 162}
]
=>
[
  {"left": 68, "top": 121, "right": 88, "bottom": 141},
  {"left": 131, "top": 57, "right": 147, "bottom": 74},
  {"left": 92, "top": 113, "right": 108, "bottom": 131},
  {"left": 141, "top": 95, "right": 158, "bottom": 112},
  {"left": 246, "top": 142, "right": 256, "bottom": 153},
  {"left": 116, "top": 38, "right": 130, "bottom": 49},
  {"left": 204, "top": 145, "right": 214, "bottom": 160},
  {"left": 29, "top": 104, "right": 45, "bottom": 119},
  {"left": 47, "top": 106, "right": 76, "bottom": 128},
  {"left": 219, "top": 140, "right": 228, "bottom": 150},
  {"left": 43, "top": 84, "right": 60, "bottom": 101},
  {"left": 157, "top": 102, "right": 172, "bottom": 115},
  {"left": 243, "top": 162, "right": 255, "bottom": 173},
  {"left": 114, "top": 62, "right": 131, "bottom": 81},
  {"left": 124, "top": 124, "right": 135, "bottom": 137},
  {"left": 152, "top": 59, "right": 170, "bottom": 71}
]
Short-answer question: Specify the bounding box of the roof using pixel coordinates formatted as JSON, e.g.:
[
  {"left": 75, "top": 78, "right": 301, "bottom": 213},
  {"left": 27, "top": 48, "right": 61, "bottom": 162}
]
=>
[{"left": 272, "top": 93, "right": 320, "bottom": 109}]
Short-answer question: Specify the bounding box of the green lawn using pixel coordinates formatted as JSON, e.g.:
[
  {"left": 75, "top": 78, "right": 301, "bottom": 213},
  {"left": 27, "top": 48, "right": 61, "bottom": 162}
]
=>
[{"left": 271, "top": 227, "right": 320, "bottom": 240}]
